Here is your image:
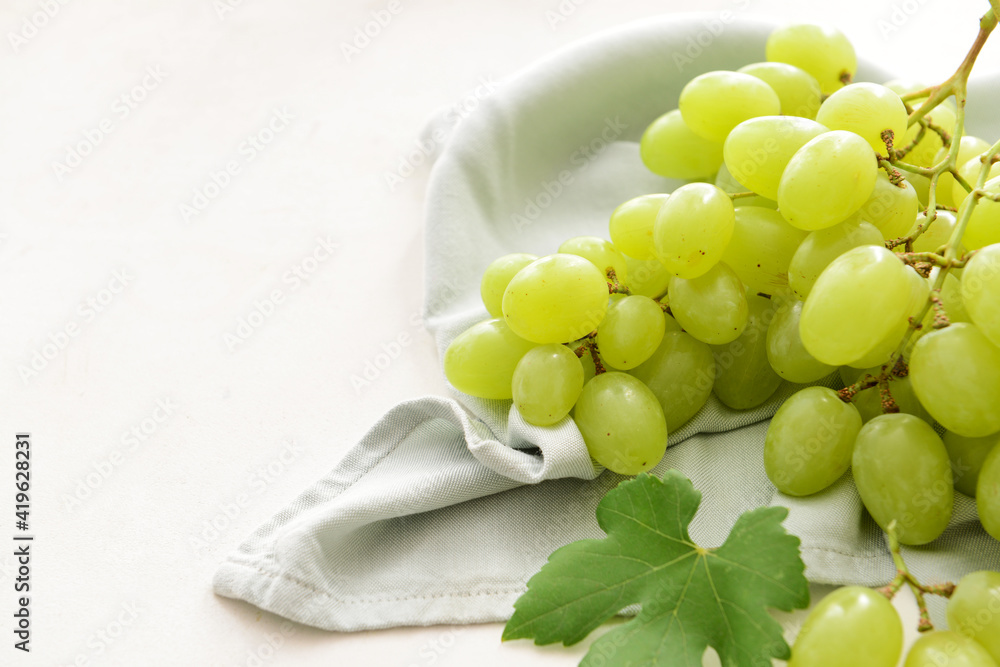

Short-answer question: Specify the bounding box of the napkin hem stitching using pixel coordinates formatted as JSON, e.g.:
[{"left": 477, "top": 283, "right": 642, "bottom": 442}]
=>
[
  {"left": 800, "top": 545, "right": 884, "bottom": 559},
  {"left": 228, "top": 560, "right": 527, "bottom": 604},
  {"left": 224, "top": 542, "right": 889, "bottom": 605}
]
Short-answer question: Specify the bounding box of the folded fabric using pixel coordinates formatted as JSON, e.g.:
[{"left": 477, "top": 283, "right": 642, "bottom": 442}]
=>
[{"left": 214, "top": 14, "right": 1000, "bottom": 632}]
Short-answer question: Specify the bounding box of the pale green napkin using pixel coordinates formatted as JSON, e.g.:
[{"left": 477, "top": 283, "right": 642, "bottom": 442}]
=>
[{"left": 213, "top": 15, "right": 1000, "bottom": 631}]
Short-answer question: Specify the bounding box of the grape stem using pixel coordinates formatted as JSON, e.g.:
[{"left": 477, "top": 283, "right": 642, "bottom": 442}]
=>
[
  {"left": 606, "top": 268, "right": 630, "bottom": 295},
  {"left": 877, "top": 521, "right": 956, "bottom": 632},
  {"left": 877, "top": 373, "right": 900, "bottom": 413},
  {"left": 886, "top": 6, "right": 996, "bottom": 249},
  {"left": 899, "top": 7, "right": 997, "bottom": 121},
  {"left": 836, "top": 375, "right": 878, "bottom": 402},
  {"left": 891, "top": 122, "right": 927, "bottom": 161},
  {"left": 894, "top": 250, "right": 971, "bottom": 269},
  {"left": 728, "top": 191, "right": 758, "bottom": 200},
  {"left": 571, "top": 335, "right": 607, "bottom": 375},
  {"left": 893, "top": 115, "right": 952, "bottom": 162},
  {"left": 876, "top": 156, "right": 906, "bottom": 187},
  {"left": 929, "top": 291, "right": 951, "bottom": 328},
  {"left": 878, "top": 6, "right": 1000, "bottom": 381},
  {"left": 889, "top": 138, "right": 1000, "bottom": 366},
  {"left": 837, "top": 357, "right": 907, "bottom": 404}
]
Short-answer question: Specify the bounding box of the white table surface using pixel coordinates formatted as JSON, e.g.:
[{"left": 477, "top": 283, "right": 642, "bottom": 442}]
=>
[{"left": 3, "top": 0, "right": 998, "bottom": 664}]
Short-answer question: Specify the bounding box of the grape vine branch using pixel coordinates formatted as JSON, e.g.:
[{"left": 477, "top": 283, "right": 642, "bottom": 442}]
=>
[
  {"left": 877, "top": 520, "right": 957, "bottom": 632},
  {"left": 840, "top": 5, "right": 999, "bottom": 410}
]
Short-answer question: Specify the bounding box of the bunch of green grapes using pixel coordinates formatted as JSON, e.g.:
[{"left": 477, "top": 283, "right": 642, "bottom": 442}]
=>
[
  {"left": 444, "top": 18, "right": 1000, "bottom": 537},
  {"left": 789, "top": 570, "right": 1000, "bottom": 666}
]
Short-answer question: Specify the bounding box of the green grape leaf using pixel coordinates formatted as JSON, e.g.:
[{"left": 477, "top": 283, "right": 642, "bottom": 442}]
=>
[{"left": 502, "top": 471, "right": 809, "bottom": 666}]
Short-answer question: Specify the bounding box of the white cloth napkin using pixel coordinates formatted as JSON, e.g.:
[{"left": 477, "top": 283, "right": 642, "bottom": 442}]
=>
[{"left": 213, "top": 14, "right": 1000, "bottom": 632}]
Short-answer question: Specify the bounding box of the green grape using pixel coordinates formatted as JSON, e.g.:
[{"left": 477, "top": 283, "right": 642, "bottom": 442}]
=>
[
  {"left": 904, "top": 630, "right": 1000, "bottom": 667},
  {"left": 764, "top": 386, "right": 861, "bottom": 496},
  {"left": 963, "top": 244, "right": 1000, "bottom": 347},
  {"left": 846, "top": 316, "right": 908, "bottom": 369},
  {"left": 623, "top": 254, "right": 671, "bottom": 299},
  {"left": 778, "top": 131, "right": 878, "bottom": 231},
  {"left": 816, "top": 83, "right": 908, "bottom": 156},
  {"left": 723, "top": 116, "right": 828, "bottom": 200},
  {"left": 714, "top": 163, "right": 778, "bottom": 209},
  {"left": 678, "top": 70, "right": 781, "bottom": 142},
  {"left": 480, "top": 253, "right": 539, "bottom": 317},
  {"left": 788, "top": 586, "right": 902, "bottom": 667},
  {"left": 669, "top": 262, "right": 749, "bottom": 345},
  {"left": 978, "top": 444, "right": 1000, "bottom": 540},
  {"left": 838, "top": 365, "right": 862, "bottom": 385},
  {"left": 908, "top": 171, "right": 933, "bottom": 206},
  {"left": 502, "top": 254, "right": 609, "bottom": 344},
  {"left": 738, "top": 61, "right": 823, "bottom": 119},
  {"left": 443, "top": 319, "right": 537, "bottom": 399},
  {"left": 944, "top": 430, "right": 1000, "bottom": 497},
  {"left": 799, "top": 245, "right": 912, "bottom": 365},
  {"left": 639, "top": 109, "right": 724, "bottom": 179},
  {"left": 858, "top": 171, "right": 920, "bottom": 241},
  {"left": 910, "top": 323, "right": 1000, "bottom": 437},
  {"left": 788, "top": 216, "right": 884, "bottom": 300},
  {"left": 721, "top": 206, "right": 808, "bottom": 295},
  {"left": 558, "top": 236, "right": 629, "bottom": 283},
  {"left": 609, "top": 194, "right": 668, "bottom": 260},
  {"left": 903, "top": 211, "right": 958, "bottom": 254},
  {"left": 947, "top": 571, "right": 1000, "bottom": 662},
  {"left": 573, "top": 372, "right": 667, "bottom": 475},
  {"left": 900, "top": 100, "right": 957, "bottom": 167},
  {"left": 935, "top": 135, "right": 992, "bottom": 208},
  {"left": 906, "top": 264, "right": 933, "bottom": 315},
  {"left": 630, "top": 331, "right": 715, "bottom": 432},
  {"left": 511, "top": 344, "right": 584, "bottom": 426},
  {"left": 653, "top": 183, "right": 735, "bottom": 279},
  {"left": 850, "top": 373, "right": 933, "bottom": 424},
  {"left": 884, "top": 78, "right": 927, "bottom": 97},
  {"left": 959, "top": 177, "right": 1000, "bottom": 251},
  {"left": 711, "top": 294, "right": 782, "bottom": 409},
  {"left": 766, "top": 24, "right": 857, "bottom": 95},
  {"left": 580, "top": 348, "right": 597, "bottom": 385},
  {"left": 596, "top": 295, "right": 666, "bottom": 370},
  {"left": 953, "top": 157, "right": 1000, "bottom": 206},
  {"left": 766, "top": 299, "right": 837, "bottom": 383},
  {"left": 852, "top": 413, "right": 953, "bottom": 545}
]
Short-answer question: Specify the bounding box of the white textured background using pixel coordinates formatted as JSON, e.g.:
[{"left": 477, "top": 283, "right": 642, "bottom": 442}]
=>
[{"left": 2, "top": 0, "right": 998, "bottom": 665}]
